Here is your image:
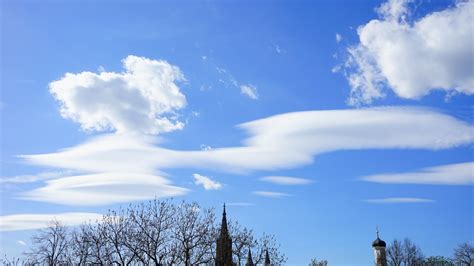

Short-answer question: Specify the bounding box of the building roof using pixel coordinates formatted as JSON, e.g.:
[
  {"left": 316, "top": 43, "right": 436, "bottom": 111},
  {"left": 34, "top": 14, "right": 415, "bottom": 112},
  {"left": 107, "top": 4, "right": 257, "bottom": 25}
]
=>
[{"left": 372, "top": 237, "right": 386, "bottom": 248}]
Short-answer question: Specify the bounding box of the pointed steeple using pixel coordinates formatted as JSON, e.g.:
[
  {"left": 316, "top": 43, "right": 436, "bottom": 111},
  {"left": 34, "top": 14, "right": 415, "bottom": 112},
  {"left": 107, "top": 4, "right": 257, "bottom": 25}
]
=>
[
  {"left": 216, "top": 203, "right": 233, "bottom": 266},
  {"left": 264, "top": 249, "right": 271, "bottom": 266},
  {"left": 245, "top": 249, "right": 254, "bottom": 266},
  {"left": 220, "top": 203, "right": 229, "bottom": 236}
]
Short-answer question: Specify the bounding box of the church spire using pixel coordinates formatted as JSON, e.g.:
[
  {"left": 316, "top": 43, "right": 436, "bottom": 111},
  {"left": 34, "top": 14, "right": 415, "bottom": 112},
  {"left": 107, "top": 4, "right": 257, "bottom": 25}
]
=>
[
  {"left": 264, "top": 249, "right": 271, "bottom": 266},
  {"left": 245, "top": 249, "right": 254, "bottom": 266},
  {"left": 216, "top": 203, "right": 233, "bottom": 266}
]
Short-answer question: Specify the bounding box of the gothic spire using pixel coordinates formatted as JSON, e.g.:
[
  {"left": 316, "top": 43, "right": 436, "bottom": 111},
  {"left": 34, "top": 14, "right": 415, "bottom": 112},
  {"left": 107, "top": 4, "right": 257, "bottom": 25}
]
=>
[
  {"left": 245, "top": 248, "right": 254, "bottom": 266},
  {"left": 264, "top": 249, "right": 271, "bottom": 266},
  {"left": 220, "top": 203, "right": 229, "bottom": 236}
]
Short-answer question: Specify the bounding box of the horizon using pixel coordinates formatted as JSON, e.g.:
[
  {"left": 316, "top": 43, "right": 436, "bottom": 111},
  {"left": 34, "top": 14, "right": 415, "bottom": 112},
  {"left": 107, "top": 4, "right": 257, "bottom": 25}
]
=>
[{"left": 1, "top": 0, "right": 473, "bottom": 265}]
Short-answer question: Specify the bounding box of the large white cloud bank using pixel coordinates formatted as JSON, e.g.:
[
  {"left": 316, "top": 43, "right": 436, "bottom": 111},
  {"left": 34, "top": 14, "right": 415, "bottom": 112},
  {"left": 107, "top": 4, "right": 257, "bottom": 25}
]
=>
[
  {"left": 342, "top": 0, "right": 474, "bottom": 105},
  {"left": 49, "top": 55, "right": 187, "bottom": 134}
]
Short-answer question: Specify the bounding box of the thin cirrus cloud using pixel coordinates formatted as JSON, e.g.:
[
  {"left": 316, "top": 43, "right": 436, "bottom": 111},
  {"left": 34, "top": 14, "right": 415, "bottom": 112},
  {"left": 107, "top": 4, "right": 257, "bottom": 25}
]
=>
[
  {"left": 253, "top": 191, "right": 291, "bottom": 198},
  {"left": 365, "top": 198, "right": 435, "bottom": 204},
  {"left": 361, "top": 162, "right": 474, "bottom": 185},
  {"left": 18, "top": 106, "right": 473, "bottom": 205},
  {"left": 338, "top": 0, "right": 473, "bottom": 105},
  {"left": 261, "top": 176, "right": 313, "bottom": 185},
  {"left": 49, "top": 55, "right": 187, "bottom": 134},
  {"left": 240, "top": 84, "right": 259, "bottom": 100},
  {"left": 193, "top": 173, "right": 223, "bottom": 190},
  {"left": 0, "top": 213, "right": 103, "bottom": 232}
]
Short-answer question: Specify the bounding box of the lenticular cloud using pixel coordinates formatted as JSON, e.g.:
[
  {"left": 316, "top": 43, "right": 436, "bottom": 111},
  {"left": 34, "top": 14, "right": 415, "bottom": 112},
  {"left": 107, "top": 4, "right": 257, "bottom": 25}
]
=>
[{"left": 49, "top": 55, "right": 187, "bottom": 134}]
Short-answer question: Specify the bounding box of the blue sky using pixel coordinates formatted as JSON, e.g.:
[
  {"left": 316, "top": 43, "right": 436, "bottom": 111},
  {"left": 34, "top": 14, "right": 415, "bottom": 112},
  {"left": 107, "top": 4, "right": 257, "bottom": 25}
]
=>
[{"left": 1, "top": 0, "right": 473, "bottom": 265}]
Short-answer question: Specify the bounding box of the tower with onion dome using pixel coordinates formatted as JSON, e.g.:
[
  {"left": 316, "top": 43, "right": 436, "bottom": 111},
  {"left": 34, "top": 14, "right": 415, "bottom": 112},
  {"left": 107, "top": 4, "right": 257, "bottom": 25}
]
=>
[{"left": 372, "top": 228, "right": 387, "bottom": 266}]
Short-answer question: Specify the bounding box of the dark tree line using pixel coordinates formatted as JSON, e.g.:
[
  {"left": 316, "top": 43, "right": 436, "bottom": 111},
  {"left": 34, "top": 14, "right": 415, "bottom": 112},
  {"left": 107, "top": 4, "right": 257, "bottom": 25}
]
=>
[
  {"left": 386, "top": 238, "right": 474, "bottom": 266},
  {"left": 1, "top": 200, "right": 286, "bottom": 266}
]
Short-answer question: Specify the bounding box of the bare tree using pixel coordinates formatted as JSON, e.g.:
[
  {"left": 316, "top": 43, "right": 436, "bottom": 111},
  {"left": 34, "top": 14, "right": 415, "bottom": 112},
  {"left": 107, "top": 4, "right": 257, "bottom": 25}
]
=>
[
  {"left": 19, "top": 199, "right": 286, "bottom": 266},
  {"left": 67, "top": 224, "right": 92, "bottom": 265},
  {"left": 309, "top": 258, "right": 328, "bottom": 266},
  {"left": 172, "top": 201, "right": 216, "bottom": 265},
  {"left": 229, "top": 220, "right": 256, "bottom": 265},
  {"left": 453, "top": 243, "right": 474, "bottom": 266},
  {"left": 387, "top": 239, "right": 404, "bottom": 266},
  {"left": 25, "top": 219, "right": 69, "bottom": 265},
  {"left": 102, "top": 209, "right": 137, "bottom": 265},
  {"left": 127, "top": 199, "right": 176, "bottom": 265},
  {"left": 402, "top": 238, "right": 424, "bottom": 266},
  {"left": 82, "top": 221, "right": 114, "bottom": 264},
  {"left": 251, "top": 233, "right": 287, "bottom": 265}
]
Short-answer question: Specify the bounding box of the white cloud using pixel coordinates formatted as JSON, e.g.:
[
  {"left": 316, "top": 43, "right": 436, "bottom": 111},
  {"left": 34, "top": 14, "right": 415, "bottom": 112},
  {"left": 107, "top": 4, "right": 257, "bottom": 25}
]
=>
[
  {"left": 253, "top": 191, "right": 291, "bottom": 198},
  {"left": 22, "top": 107, "right": 473, "bottom": 174},
  {"left": 49, "top": 55, "right": 186, "bottom": 134},
  {"left": 361, "top": 162, "right": 473, "bottom": 185},
  {"left": 21, "top": 172, "right": 188, "bottom": 205},
  {"left": 18, "top": 107, "right": 473, "bottom": 205},
  {"left": 0, "top": 212, "right": 103, "bottom": 231},
  {"left": 200, "top": 144, "right": 212, "bottom": 151},
  {"left": 17, "top": 240, "right": 27, "bottom": 246},
  {"left": 261, "top": 176, "right": 313, "bottom": 185},
  {"left": 274, "top": 45, "right": 285, "bottom": 54},
  {"left": 0, "top": 170, "right": 73, "bottom": 184},
  {"left": 335, "top": 33, "right": 342, "bottom": 43},
  {"left": 340, "top": 0, "right": 474, "bottom": 105},
  {"left": 240, "top": 84, "right": 259, "bottom": 100},
  {"left": 365, "top": 197, "right": 434, "bottom": 204},
  {"left": 193, "top": 173, "right": 222, "bottom": 190}
]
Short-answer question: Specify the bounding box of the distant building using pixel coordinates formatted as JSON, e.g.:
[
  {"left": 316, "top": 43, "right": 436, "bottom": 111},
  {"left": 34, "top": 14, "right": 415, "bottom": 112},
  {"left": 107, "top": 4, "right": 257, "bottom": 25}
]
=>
[
  {"left": 372, "top": 229, "right": 387, "bottom": 266},
  {"left": 216, "top": 204, "right": 233, "bottom": 266},
  {"left": 216, "top": 204, "right": 270, "bottom": 266}
]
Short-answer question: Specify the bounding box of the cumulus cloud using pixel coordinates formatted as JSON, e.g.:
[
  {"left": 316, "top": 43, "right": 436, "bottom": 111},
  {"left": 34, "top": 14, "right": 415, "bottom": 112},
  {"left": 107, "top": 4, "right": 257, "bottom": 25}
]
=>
[
  {"left": 0, "top": 213, "right": 103, "bottom": 231},
  {"left": 340, "top": 0, "right": 474, "bottom": 105},
  {"left": 240, "top": 84, "right": 259, "bottom": 100},
  {"left": 365, "top": 197, "right": 434, "bottom": 204},
  {"left": 49, "top": 55, "right": 186, "bottom": 134},
  {"left": 361, "top": 162, "right": 473, "bottom": 185},
  {"left": 20, "top": 172, "right": 188, "bottom": 206},
  {"left": 193, "top": 173, "right": 222, "bottom": 190},
  {"left": 261, "top": 176, "right": 313, "bottom": 185},
  {"left": 253, "top": 191, "right": 291, "bottom": 198}
]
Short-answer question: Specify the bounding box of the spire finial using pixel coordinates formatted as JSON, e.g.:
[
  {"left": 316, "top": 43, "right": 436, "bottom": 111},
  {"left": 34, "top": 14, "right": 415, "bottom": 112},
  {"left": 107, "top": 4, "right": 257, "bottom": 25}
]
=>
[{"left": 376, "top": 226, "right": 380, "bottom": 238}]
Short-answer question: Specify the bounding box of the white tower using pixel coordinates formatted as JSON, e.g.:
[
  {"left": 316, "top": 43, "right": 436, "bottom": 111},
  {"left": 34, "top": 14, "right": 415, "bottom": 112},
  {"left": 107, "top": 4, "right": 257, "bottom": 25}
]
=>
[{"left": 372, "top": 228, "right": 387, "bottom": 266}]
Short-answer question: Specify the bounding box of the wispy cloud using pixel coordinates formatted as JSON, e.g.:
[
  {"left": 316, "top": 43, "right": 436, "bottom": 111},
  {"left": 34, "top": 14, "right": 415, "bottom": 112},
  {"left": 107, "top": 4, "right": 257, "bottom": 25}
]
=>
[
  {"left": 0, "top": 213, "right": 103, "bottom": 231},
  {"left": 364, "top": 198, "right": 434, "bottom": 204},
  {"left": 361, "top": 162, "right": 473, "bottom": 185},
  {"left": 253, "top": 191, "right": 291, "bottom": 198},
  {"left": 0, "top": 170, "right": 73, "bottom": 184},
  {"left": 17, "top": 240, "right": 27, "bottom": 246},
  {"left": 240, "top": 85, "right": 259, "bottom": 100},
  {"left": 261, "top": 176, "right": 313, "bottom": 185},
  {"left": 335, "top": 33, "right": 342, "bottom": 43},
  {"left": 193, "top": 173, "right": 222, "bottom": 190}
]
